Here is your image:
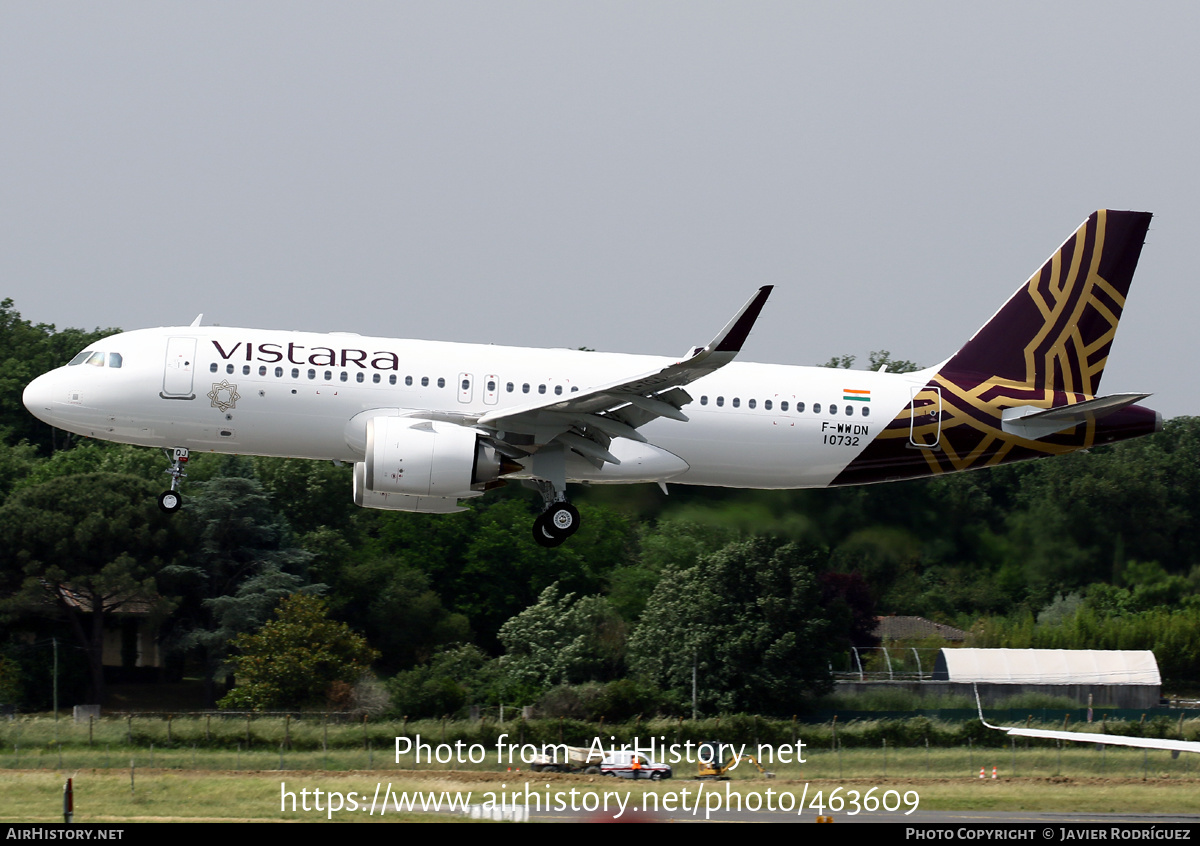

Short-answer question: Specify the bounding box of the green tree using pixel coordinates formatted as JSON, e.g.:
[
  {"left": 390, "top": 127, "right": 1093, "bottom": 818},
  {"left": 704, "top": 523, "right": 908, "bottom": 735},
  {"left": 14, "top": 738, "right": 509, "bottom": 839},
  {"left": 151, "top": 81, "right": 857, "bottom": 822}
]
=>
[
  {"left": 325, "top": 555, "right": 471, "bottom": 674},
  {"left": 628, "top": 538, "right": 834, "bottom": 714},
  {"left": 386, "top": 644, "right": 506, "bottom": 718},
  {"left": 251, "top": 457, "right": 355, "bottom": 538},
  {"left": 361, "top": 496, "right": 634, "bottom": 651},
  {"left": 220, "top": 594, "right": 378, "bottom": 710},
  {"left": 0, "top": 440, "right": 39, "bottom": 503},
  {"left": 819, "top": 350, "right": 920, "bottom": 373},
  {"left": 0, "top": 474, "right": 184, "bottom": 704},
  {"left": 163, "top": 475, "right": 317, "bottom": 706},
  {"left": 497, "top": 584, "right": 626, "bottom": 690}
]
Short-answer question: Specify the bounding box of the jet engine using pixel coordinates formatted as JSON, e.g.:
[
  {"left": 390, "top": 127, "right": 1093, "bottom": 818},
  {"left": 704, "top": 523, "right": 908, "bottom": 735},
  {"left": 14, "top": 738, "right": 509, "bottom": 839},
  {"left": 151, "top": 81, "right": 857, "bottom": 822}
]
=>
[{"left": 358, "top": 417, "right": 517, "bottom": 505}]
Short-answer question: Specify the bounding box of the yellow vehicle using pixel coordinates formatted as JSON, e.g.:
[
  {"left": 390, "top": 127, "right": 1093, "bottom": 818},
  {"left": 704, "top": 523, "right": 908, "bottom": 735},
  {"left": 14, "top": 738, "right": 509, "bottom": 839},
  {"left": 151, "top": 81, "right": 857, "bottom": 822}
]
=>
[{"left": 694, "top": 743, "right": 775, "bottom": 780}]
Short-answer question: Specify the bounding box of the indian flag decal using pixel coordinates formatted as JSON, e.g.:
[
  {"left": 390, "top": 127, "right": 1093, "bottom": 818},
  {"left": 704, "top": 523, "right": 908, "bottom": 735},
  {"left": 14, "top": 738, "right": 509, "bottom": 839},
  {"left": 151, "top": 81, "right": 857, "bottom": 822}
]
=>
[{"left": 843, "top": 389, "right": 870, "bottom": 402}]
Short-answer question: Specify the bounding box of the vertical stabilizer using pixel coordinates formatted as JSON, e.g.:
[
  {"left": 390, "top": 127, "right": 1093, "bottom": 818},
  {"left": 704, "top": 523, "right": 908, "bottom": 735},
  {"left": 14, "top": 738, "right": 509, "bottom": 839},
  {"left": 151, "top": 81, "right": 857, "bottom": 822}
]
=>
[{"left": 942, "top": 210, "right": 1152, "bottom": 397}]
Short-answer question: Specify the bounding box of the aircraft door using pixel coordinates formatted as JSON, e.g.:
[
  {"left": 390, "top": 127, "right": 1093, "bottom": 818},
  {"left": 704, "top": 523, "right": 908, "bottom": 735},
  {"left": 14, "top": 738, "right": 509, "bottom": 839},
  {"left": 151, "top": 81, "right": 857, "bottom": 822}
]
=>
[
  {"left": 908, "top": 386, "right": 942, "bottom": 448},
  {"left": 458, "top": 372, "right": 473, "bottom": 404},
  {"left": 162, "top": 337, "right": 197, "bottom": 399},
  {"left": 483, "top": 374, "right": 499, "bottom": 405}
]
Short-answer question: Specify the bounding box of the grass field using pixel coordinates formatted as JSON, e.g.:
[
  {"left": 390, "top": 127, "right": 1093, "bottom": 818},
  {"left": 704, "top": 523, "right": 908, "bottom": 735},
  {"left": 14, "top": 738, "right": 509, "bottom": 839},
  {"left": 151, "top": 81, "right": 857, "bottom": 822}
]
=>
[
  {"left": 4, "top": 715, "right": 1199, "bottom": 822},
  {"left": 3, "top": 768, "right": 1199, "bottom": 823}
]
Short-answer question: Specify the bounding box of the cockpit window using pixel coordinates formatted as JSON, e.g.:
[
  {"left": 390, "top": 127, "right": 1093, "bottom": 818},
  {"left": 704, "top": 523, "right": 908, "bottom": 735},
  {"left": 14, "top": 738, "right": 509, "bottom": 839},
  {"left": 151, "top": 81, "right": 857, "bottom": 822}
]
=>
[
  {"left": 68, "top": 351, "right": 93, "bottom": 366},
  {"left": 108, "top": 353, "right": 123, "bottom": 369},
  {"left": 87, "top": 352, "right": 106, "bottom": 367}
]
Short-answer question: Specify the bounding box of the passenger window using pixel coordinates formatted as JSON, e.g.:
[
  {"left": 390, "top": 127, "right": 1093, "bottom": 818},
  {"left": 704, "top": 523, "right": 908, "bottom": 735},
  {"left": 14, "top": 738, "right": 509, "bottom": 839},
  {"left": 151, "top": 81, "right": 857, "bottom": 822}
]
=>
[
  {"left": 462, "top": 379, "right": 470, "bottom": 390},
  {"left": 523, "top": 383, "right": 530, "bottom": 393},
  {"left": 732, "top": 397, "right": 740, "bottom": 408},
  {"left": 242, "top": 365, "right": 251, "bottom": 375},
  {"left": 259, "top": 366, "right": 267, "bottom": 376},
  {"left": 813, "top": 403, "right": 821, "bottom": 414},
  {"left": 226, "top": 364, "right": 234, "bottom": 374},
  {"left": 764, "top": 399, "right": 772, "bottom": 410},
  {"left": 845, "top": 405, "right": 853, "bottom": 416},
  {"left": 796, "top": 402, "right": 805, "bottom": 412},
  {"left": 308, "top": 369, "right": 316, "bottom": 379},
  {"left": 291, "top": 368, "right": 299, "bottom": 378},
  {"left": 210, "top": 362, "right": 218, "bottom": 373},
  {"left": 538, "top": 384, "right": 546, "bottom": 394},
  {"left": 324, "top": 371, "right": 333, "bottom": 381},
  {"left": 356, "top": 372, "right": 364, "bottom": 383},
  {"left": 571, "top": 386, "right": 578, "bottom": 392},
  {"left": 275, "top": 367, "right": 283, "bottom": 377},
  {"left": 340, "top": 372, "right": 348, "bottom": 382},
  {"left": 372, "top": 373, "right": 380, "bottom": 383},
  {"left": 506, "top": 382, "right": 514, "bottom": 392},
  {"left": 781, "top": 401, "right": 789, "bottom": 411},
  {"left": 862, "top": 407, "right": 870, "bottom": 417},
  {"left": 389, "top": 375, "right": 397, "bottom": 385},
  {"left": 700, "top": 396, "right": 708, "bottom": 405},
  {"left": 716, "top": 396, "right": 725, "bottom": 407},
  {"left": 405, "top": 376, "right": 413, "bottom": 386},
  {"left": 421, "top": 377, "right": 429, "bottom": 387},
  {"left": 830, "top": 404, "right": 837, "bottom": 414},
  {"left": 748, "top": 398, "right": 756, "bottom": 409},
  {"left": 554, "top": 385, "right": 562, "bottom": 395},
  {"left": 437, "top": 377, "right": 445, "bottom": 388}
]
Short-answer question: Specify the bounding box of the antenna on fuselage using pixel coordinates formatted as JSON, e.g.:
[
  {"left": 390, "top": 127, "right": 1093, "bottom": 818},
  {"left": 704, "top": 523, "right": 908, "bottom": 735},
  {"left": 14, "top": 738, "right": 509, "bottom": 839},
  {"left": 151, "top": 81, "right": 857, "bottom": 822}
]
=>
[{"left": 190, "top": 314, "right": 203, "bottom": 327}]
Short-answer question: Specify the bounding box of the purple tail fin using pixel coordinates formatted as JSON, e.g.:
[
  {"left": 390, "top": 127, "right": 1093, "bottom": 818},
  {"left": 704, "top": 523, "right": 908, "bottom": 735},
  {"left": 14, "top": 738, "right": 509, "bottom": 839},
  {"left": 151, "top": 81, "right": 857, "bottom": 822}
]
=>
[{"left": 942, "top": 210, "right": 1152, "bottom": 397}]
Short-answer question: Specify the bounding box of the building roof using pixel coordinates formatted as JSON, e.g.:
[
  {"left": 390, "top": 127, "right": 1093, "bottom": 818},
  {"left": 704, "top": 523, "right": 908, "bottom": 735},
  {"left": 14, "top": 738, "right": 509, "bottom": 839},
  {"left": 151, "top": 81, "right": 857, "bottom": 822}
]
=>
[
  {"left": 874, "top": 615, "right": 967, "bottom": 642},
  {"left": 933, "top": 648, "right": 1161, "bottom": 685}
]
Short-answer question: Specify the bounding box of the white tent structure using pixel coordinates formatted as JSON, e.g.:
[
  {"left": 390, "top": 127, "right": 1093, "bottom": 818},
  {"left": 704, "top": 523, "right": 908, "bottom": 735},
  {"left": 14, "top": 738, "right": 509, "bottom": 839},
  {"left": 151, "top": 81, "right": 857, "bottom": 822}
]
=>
[
  {"left": 934, "top": 649, "right": 1160, "bottom": 684},
  {"left": 933, "top": 648, "right": 1162, "bottom": 708}
]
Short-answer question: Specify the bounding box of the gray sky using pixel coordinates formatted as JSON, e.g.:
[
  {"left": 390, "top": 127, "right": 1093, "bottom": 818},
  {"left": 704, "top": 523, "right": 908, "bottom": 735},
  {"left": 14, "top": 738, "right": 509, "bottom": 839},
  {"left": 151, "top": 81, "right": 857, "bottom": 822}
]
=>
[{"left": 2, "top": 2, "right": 1196, "bottom": 418}]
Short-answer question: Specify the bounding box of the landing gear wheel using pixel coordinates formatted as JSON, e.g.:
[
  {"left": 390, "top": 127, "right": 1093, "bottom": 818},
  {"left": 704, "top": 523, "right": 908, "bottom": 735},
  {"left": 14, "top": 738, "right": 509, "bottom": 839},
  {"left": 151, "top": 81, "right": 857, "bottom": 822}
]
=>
[
  {"left": 532, "top": 512, "right": 567, "bottom": 548},
  {"left": 545, "top": 502, "right": 580, "bottom": 538},
  {"left": 159, "top": 447, "right": 189, "bottom": 515}
]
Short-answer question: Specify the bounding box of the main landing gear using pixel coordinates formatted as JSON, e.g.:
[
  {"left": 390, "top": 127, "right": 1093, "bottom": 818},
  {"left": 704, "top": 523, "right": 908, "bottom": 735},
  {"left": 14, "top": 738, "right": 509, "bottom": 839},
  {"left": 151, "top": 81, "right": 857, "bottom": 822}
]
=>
[
  {"left": 531, "top": 480, "right": 581, "bottom": 548},
  {"left": 158, "top": 447, "right": 189, "bottom": 513}
]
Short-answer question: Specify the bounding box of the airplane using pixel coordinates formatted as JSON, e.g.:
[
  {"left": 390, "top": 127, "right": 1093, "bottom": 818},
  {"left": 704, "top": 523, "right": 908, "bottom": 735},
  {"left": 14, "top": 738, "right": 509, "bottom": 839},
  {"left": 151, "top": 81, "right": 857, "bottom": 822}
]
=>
[
  {"left": 974, "top": 686, "right": 1200, "bottom": 757},
  {"left": 22, "top": 210, "right": 1161, "bottom": 547}
]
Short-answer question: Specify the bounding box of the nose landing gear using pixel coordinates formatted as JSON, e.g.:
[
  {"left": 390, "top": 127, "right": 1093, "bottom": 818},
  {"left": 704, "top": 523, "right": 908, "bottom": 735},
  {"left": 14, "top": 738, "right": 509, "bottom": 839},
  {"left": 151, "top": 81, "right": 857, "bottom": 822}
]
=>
[{"left": 158, "top": 447, "right": 189, "bottom": 513}]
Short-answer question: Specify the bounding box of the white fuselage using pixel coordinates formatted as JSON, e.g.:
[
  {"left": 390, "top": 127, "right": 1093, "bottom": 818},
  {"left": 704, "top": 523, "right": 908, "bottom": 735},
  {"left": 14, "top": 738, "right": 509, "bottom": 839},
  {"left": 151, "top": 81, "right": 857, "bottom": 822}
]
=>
[{"left": 22, "top": 325, "right": 925, "bottom": 490}]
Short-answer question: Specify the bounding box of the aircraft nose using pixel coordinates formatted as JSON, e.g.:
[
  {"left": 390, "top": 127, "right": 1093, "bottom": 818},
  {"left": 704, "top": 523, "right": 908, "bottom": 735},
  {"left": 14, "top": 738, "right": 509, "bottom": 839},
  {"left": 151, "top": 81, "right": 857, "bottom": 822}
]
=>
[{"left": 22, "top": 371, "right": 59, "bottom": 425}]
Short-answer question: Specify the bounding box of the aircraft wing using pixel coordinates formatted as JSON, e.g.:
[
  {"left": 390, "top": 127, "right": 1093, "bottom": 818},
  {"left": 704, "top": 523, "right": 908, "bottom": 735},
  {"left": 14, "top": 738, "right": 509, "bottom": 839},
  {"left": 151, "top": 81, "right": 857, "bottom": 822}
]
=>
[
  {"left": 974, "top": 685, "right": 1199, "bottom": 754},
  {"left": 473, "top": 286, "right": 772, "bottom": 467},
  {"left": 990, "top": 726, "right": 1200, "bottom": 754}
]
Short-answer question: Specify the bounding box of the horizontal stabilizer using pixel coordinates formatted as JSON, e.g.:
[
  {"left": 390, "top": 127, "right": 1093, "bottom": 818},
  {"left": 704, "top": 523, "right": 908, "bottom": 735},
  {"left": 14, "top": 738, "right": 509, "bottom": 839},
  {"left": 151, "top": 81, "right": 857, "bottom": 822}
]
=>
[{"left": 1001, "top": 393, "right": 1150, "bottom": 440}]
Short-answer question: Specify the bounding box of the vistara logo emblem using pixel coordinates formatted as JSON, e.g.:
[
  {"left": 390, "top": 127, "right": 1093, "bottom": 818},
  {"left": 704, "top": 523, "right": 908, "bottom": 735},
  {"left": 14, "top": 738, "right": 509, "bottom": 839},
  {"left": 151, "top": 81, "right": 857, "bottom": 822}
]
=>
[{"left": 207, "top": 380, "right": 240, "bottom": 412}]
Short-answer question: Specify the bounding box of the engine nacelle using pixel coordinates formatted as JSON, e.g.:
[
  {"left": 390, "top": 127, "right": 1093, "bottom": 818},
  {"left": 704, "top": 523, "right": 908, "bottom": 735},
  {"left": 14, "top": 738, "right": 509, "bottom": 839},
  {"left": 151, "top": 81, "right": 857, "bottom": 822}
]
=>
[
  {"left": 363, "top": 416, "right": 508, "bottom": 498},
  {"left": 353, "top": 462, "right": 468, "bottom": 512}
]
